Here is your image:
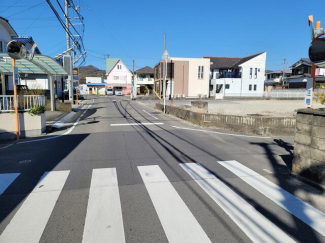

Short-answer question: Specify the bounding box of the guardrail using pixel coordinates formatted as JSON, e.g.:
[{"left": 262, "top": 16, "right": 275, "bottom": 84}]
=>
[{"left": 0, "top": 95, "right": 45, "bottom": 112}]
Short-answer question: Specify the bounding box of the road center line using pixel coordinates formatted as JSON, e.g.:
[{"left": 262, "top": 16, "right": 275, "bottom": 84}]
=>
[
  {"left": 172, "top": 126, "right": 271, "bottom": 139},
  {"left": 110, "top": 122, "right": 163, "bottom": 126},
  {"left": 143, "top": 110, "right": 158, "bottom": 120}
]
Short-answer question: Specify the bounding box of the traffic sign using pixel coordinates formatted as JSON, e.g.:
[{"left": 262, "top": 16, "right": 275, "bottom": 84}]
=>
[{"left": 14, "top": 67, "right": 19, "bottom": 85}]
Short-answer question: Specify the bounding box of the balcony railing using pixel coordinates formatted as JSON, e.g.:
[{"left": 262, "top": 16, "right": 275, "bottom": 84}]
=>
[{"left": 0, "top": 95, "right": 45, "bottom": 112}]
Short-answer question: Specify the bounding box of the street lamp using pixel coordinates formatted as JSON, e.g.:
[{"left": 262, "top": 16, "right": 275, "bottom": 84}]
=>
[{"left": 162, "top": 49, "right": 170, "bottom": 113}]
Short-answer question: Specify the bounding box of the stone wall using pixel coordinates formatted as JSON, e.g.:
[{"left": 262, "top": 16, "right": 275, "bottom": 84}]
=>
[
  {"left": 155, "top": 103, "right": 296, "bottom": 136},
  {"left": 293, "top": 109, "right": 325, "bottom": 184}
]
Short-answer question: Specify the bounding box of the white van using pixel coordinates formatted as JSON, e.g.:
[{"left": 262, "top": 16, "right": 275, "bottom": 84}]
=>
[
  {"left": 107, "top": 88, "right": 114, "bottom": 95},
  {"left": 115, "top": 87, "right": 123, "bottom": 96}
]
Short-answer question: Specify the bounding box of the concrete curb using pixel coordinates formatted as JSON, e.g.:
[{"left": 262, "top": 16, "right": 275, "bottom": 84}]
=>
[{"left": 290, "top": 172, "right": 325, "bottom": 191}]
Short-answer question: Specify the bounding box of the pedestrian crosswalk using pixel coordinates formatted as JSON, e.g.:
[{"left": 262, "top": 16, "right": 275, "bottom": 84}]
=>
[
  {"left": 0, "top": 171, "right": 70, "bottom": 243},
  {"left": 82, "top": 168, "right": 125, "bottom": 243},
  {"left": 0, "top": 161, "right": 324, "bottom": 243}
]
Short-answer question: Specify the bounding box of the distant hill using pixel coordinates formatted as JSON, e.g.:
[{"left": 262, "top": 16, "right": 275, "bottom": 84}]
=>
[{"left": 78, "top": 65, "right": 106, "bottom": 84}]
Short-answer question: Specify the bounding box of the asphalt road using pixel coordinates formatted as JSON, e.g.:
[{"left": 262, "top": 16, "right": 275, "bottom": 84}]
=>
[{"left": 0, "top": 95, "right": 324, "bottom": 243}]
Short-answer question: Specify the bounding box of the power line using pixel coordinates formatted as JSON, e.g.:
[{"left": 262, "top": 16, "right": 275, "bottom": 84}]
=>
[
  {"left": 21, "top": 6, "right": 47, "bottom": 35},
  {"left": 5, "top": 1, "right": 46, "bottom": 18},
  {"left": 46, "top": 0, "right": 80, "bottom": 50},
  {"left": 0, "top": 1, "right": 20, "bottom": 14},
  {"left": 55, "top": 0, "right": 85, "bottom": 51}
]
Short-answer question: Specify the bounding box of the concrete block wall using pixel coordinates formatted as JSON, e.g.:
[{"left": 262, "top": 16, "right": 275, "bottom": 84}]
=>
[
  {"left": 155, "top": 103, "right": 296, "bottom": 136},
  {"left": 293, "top": 109, "right": 325, "bottom": 183}
]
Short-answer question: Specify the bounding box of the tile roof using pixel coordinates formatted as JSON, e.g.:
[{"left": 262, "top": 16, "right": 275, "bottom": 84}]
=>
[
  {"left": 204, "top": 52, "right": 265, "bottom": 69},
  {"left": 12, "top": 36, "right": 41, "bottom": 54},
  {"left": 204, "top": 57, "right": 241, "bottom": 69},
  {"left": 135, "top": 66, "right": 154, "bottom": 74}
]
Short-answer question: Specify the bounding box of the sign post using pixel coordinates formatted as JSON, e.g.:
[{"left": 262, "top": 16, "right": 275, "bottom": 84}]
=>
[{"left": 12, "top": 59, "right": 20, "bottom": 140}]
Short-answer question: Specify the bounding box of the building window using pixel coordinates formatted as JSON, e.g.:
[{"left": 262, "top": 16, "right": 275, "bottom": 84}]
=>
[
  {"left": 250, "top": 68, "right": 252, "bottom": 79},
  {"left": 225, "top": 84, "right": 230, "bottom": 89},
  {"left": 117, "top": 64, "right": 122, "bottom": 70},
  {"left": 254, "top": 84, "right": 257, "bottom": 91},
  {"left": 249, "top": 84, "right": 252, "bottom": 91},
  {"left": 198, "top": 66, "right": 204, "bottom": 79},
  {"left": 113, "top": 76, "right": 119, "bottom": 80},
  {"left": 255, "top": 68, "right": 257, "bottom": 79}
]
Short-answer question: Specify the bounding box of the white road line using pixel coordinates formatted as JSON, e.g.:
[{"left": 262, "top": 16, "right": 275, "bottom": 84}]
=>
[
  {"left": 0, "top": 173, "right": 20, "bottom": 194},
  {"left": 17, "top": 104, "right": 92, "bottom": 144},
  {"left": 52, "top": 112, "right": 76, "bottom": 129},
  {"left": 82, "top": 168, "right": 125, "bottom": 243},
  {"left": 0, "top": 170, "right": 70, "bottom": 243},
  {"left": 143, "top": 110, "right": 158, "bottom": 120},
  {"left": 172, "top": 126, "right": 271, "bottom": 139},
  {"left": 180, "top": 163, "right": 295, "bottom": 243},
  {"left": 138, "top": 165, "right": 211, "bottom": 243},
  {"left": 110, "top": 122, "right": 163, "bottom": 126},
  {"left": 219, "top": 160, "right": 325, "bottom": 237},
  {"left": 0, "top": 143, "right": 14, "bottom": 150}
]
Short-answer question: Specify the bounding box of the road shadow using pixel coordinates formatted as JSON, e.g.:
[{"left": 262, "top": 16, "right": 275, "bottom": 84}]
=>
[
  {"left": 115, "top": 100, "right": 324, "bottom": 242},
  {"left": 0, "top": 133, "right": 89, "bottom": 228}
]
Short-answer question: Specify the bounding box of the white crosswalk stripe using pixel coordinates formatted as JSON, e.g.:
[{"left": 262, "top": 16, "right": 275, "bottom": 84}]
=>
[
  {"left": 0, "top": 173, "right": 20, "bottom": 195},
  {"left": 219, "top": 160, "right": 325, "bottom": 237},
  {"left": 0, "top": 170, "right": 70, "bottom": 243},
  {"left": 138, "top": 165, "right": 212, "bottom": 243},
  {"left": 180, "top": 163, "right": 296, "bottom": 243},
  {"left": 1, "top": 163, "right": 324, "bottom": 243},
  {"left": 82, "top": 168, "right": 125, "bottom": 243}
]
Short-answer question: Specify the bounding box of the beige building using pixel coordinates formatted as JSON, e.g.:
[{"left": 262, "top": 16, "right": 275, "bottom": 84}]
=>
[{"left": 154, "top": 57, "right": 210, "bottom": 98}]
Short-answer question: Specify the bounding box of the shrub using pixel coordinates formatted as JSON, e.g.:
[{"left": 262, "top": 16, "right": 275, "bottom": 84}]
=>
[{"left": 28, "top": 105, "right": 46, "bottom": 115}]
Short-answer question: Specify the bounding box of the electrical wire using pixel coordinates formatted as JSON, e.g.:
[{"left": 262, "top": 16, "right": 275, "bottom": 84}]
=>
[
  {"left": 5, "top": 1, "right": 46, "bottom": 18},
  {"left": 0, "top": 1, "right": 19, "bottom": 14},
  {"left": 55, "top": 0, "right": 85, "bottom": 51},
  {"left": 46, "top": 0, "right": 79, "bottom": 50}
]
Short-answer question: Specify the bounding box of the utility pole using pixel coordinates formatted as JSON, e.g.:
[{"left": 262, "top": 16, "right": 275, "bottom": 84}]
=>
[
  {"left": 65, "top": 0, "right": 70, "bottom": 50},
  {"left": 282, "top": 58, "right": 286, "bottom": 88},
  {"left": 132, "top": 60, "right": 137, "bottom": 99},
  {"left": 163, "top": 33, "right": 166, "bottom": 113}
]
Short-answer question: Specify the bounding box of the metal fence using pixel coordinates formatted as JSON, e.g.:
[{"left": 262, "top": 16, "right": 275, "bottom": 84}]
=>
[
  {"left": 0, "top": 95, "right": 45, "bottom": 112},
  {"left": 224, "top": 89, "right": 307, "bottom": 98}
]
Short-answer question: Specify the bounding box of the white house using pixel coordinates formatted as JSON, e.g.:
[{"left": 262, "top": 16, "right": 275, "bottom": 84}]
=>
[
  {"left": 0, "top": 17, "right": 65, "bottom": 98},
  {"left": 204, "top": 52, "right": 266, "bottom": 98},
  {"left": 134, "top": 66, "right": 154, "bottom": 95},
  {"left": 85, "top": 77, "right": 106, "bottom": 95},
  {"left": 0, "top": 17, "right": 17, "bottom": 95},
  {"left": 106, "top": 58, "right": 132, "bottom": 95}
]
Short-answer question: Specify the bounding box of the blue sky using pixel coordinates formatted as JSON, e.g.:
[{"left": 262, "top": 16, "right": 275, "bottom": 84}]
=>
[{"left": 1, "top": 0, "right": 324, "bottom": 71}]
